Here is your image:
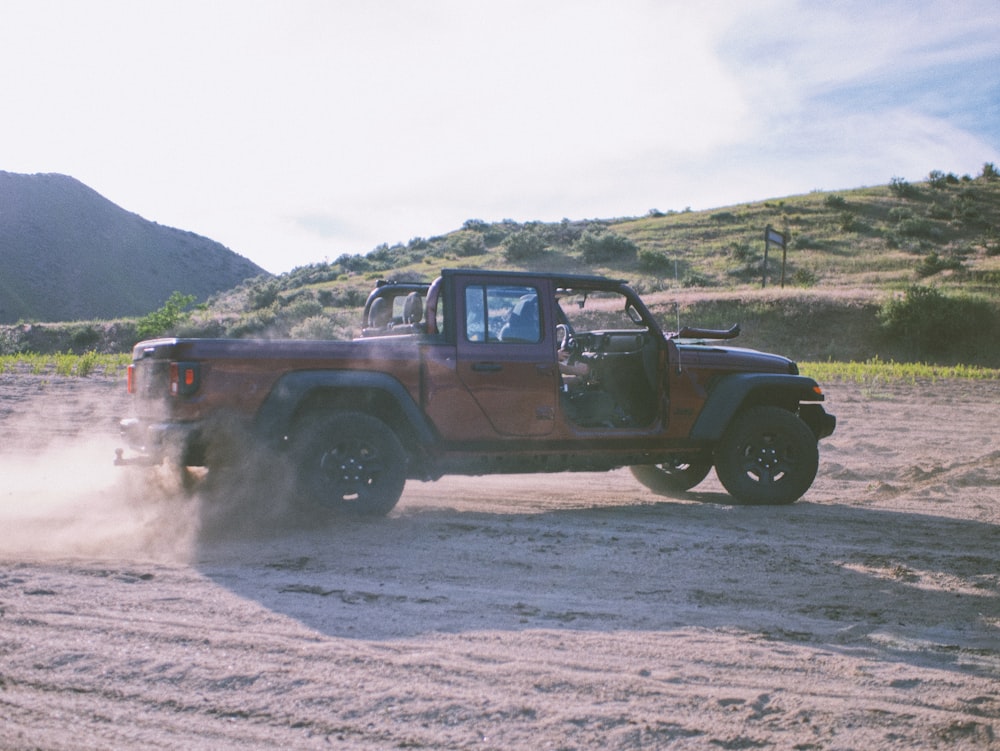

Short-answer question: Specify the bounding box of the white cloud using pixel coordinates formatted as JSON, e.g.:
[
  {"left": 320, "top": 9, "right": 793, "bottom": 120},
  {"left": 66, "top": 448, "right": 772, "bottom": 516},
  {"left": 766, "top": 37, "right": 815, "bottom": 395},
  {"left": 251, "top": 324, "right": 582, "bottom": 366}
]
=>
[{"left": 1, "top": 0, "right": 997, "bottom": 273}]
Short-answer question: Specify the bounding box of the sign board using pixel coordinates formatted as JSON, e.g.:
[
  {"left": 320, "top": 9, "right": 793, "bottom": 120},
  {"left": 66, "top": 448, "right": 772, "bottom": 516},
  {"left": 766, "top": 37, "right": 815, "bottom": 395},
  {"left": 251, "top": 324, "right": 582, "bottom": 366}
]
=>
[{"left": 765, "top": 226, "right": 787, "bottom": 248}]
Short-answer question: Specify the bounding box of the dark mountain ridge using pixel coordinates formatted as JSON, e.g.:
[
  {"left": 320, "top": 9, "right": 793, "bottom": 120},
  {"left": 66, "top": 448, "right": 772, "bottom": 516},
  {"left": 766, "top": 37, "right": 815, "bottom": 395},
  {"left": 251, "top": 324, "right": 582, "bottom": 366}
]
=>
[{"left": 0, "top": 171, "right": 267, "bottom": 323}]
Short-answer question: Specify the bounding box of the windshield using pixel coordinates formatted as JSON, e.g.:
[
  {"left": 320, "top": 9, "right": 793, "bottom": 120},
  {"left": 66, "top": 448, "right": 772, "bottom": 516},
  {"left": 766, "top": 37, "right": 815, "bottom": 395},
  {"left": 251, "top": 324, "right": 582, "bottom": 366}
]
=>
[{"left": 555, "top": 289, "right": 647, "bottom": 334}]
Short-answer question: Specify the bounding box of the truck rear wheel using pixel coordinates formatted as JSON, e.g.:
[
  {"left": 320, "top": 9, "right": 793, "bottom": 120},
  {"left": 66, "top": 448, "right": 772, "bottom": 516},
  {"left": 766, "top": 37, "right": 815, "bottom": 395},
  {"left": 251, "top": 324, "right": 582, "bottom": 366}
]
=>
[
  {"left": 630, "top": 455, "right": 712, "bottom": 497},
  {"left": 714, "top": 406, "right": 818, "bottom": 505},
  {"left": 291, "top": 411, "right": 406, "bottom": 516}
]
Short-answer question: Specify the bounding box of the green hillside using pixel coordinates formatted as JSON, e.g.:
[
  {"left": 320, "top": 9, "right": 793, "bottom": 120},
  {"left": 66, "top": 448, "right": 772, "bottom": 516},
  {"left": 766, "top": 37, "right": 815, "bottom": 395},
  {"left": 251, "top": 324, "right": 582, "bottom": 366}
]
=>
[{"left": 5, "top": 167, "right": 1000, "bottom": 366}]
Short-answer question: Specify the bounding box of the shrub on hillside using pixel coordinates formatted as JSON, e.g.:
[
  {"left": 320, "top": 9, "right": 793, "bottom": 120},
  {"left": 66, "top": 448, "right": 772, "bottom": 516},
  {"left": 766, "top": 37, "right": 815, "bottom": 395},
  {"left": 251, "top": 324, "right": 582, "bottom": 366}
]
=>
[
  {"left": 839, "top": 211, "right": 870, "bottom": 233},
  {"left": 290, "top": 314, "right": 352, "bottom": 341},
  {"left": 281, "top": 295, "right": 324, "bottom": 321},
  {"left": 728, "top": 241, "right": 759, "bottom": 264},
  {"left": 175, "top": 317, "right": 227, "bottom": 339},
  {"left": 368, "top": 243, "right": 413, "bottom": 270},
  {"left": 792, "top": 268, "right": 818, "bottom": 287},
  {"left": 136, "top": 291, "right": 196, "bottom": 339},
  {"left": 637, "top": 249, "right": 673, "bottom": 274},
  {"left": 285, "top": 264, "right": 340, "bottom": 286},
  {"left": 226, "top": 307, "right": 277, "bottom": 338},
  {"left": 952, "top": 190, "right": 984, "bottom": 224},
  {"left": 547, "top": 219, "right": 586, "bottom": 247},
  {"left": 879, "top": 285, "right": 996, "bottom": 359},
  {"left": 319, "top": 287, "right": 368, "bottom": 308},
  {"left": 889, "top": 176, "right": 919, "bottom": 198},
  {"left": 0, "top": 327, "right": 24, "bottom": 355},
  {"left": 887, "top": 207, "right": 943, "bottom": 243},
  {"left": 502, "top": 229, "right": 548, "bottom": 261},
  {"left": 682, "top": 271, "right": 713, "bottom": 288},
  {"left": 927, "top": 170, "right": 950, "bottom": 189},
  {"left": 449, "top": 233, "right": 487, "bottom": 257},
  {"left": 464, "top": 218, "right": 515, "bottom": 246},
  {"left": 915, "top": 252, "right": 963, "bottom": 278},
  {"left": 986, "top": 236, "right": 1000, "bottom": 257},
  {"left": 791, "top": 234, "right": 822, "bottom": 250},
  {"left": 926, "top": 169, "right": 961, "bottom": 188},
  {"left": 334, "top": 253, "right": 372, "bottom": 274},
  {"left": 249, "top": 280, "right": 281, "bottom": 310},
  {"left": 69, "top": 325, "right": 101, "bottom": 350},
  {"left": 926, "top": 201, "right": 952, "bottom": 220},
  {"left": 895, "top": 216, "right": 941, "bottom": 240},
  {"left": 576, "top": 229, "right": 638, "bottom": 263}
]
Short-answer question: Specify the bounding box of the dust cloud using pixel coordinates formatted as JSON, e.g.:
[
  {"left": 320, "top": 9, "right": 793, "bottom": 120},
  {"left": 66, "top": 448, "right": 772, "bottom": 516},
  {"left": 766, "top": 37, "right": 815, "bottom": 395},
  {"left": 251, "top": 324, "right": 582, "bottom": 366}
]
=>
[
  {"left": 0, "top": 437, "right": 201, "bottom": 561},
  {"left": 0, "top": 434, "right": 306, "bottom": 562},
  {"left": 0, "top": 371, "right": 317, "bottom": 561},
  {"left": 0, "top": 372, "right": 202, "bottom": 561}
]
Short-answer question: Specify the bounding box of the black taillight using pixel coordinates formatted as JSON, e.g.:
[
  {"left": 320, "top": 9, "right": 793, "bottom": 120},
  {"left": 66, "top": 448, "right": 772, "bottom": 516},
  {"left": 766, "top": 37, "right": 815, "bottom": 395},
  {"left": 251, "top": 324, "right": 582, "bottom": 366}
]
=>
[{"left": 169, "top": 361, "right": 200, "bottom": 397}]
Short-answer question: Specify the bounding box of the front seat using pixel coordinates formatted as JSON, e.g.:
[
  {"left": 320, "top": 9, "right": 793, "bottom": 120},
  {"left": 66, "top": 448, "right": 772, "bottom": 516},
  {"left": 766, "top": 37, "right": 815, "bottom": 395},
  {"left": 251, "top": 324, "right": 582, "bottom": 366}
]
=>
[{"left": 498, "top": 294, "right": 539, "bottom": 342}]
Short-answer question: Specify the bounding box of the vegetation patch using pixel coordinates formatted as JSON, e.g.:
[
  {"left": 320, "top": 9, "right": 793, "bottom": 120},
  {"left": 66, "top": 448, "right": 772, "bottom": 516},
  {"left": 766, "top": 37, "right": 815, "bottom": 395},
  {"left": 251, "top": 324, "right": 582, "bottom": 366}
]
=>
[
  {"left": 878, "top": 285, "right": 998, "bottom": 362},
  {"left": 0, "top": 352, "right": 130, "bottom": 377},
  {"left": 800, "top": 357, "right": 1000, "bottom": 385}
]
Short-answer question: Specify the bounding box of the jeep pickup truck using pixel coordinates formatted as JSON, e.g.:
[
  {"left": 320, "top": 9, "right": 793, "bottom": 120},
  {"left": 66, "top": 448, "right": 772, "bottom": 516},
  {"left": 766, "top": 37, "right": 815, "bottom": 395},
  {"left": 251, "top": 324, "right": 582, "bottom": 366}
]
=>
[{"left": 117, "top": 268, "right": 836, "bottom": 514}]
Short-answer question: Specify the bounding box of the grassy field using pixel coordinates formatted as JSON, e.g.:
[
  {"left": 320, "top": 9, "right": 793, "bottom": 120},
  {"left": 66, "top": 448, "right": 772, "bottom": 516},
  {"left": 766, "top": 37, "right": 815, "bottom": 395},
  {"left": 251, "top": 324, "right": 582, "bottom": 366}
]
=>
[{"left": 799, "top": 357, "right": 1000, "bottom": 384}]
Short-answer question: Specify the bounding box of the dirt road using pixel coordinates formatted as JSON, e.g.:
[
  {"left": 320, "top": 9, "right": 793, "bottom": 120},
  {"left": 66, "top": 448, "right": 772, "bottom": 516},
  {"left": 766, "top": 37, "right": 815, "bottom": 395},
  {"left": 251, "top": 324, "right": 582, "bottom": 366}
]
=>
[{"left": 0, "top": 373, "right": 997, "bottom": 749}]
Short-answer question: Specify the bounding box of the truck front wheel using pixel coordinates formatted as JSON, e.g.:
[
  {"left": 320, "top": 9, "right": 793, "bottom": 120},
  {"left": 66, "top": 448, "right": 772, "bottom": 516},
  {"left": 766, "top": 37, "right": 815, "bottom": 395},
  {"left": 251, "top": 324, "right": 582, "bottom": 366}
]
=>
[
  {"left": 291, "top": 411, "right": 406, "bottom": 516},
  {"left": 714, "top": 406, "right": 818, "bottom": 505}
]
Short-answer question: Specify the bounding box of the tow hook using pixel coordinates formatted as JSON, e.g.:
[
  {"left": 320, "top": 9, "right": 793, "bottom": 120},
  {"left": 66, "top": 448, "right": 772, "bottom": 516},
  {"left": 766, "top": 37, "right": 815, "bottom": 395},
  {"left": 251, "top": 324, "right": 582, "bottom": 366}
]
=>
[{"left": 114, "top": 448, "right": 159, "bottom": 467}]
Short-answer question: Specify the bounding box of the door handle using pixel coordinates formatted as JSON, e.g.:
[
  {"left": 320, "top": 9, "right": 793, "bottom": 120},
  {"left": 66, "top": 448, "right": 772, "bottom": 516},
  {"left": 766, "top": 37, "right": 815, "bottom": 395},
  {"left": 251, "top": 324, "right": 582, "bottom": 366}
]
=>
[{"left": 472, "top": 362, "right": 503, "bottom": 373}]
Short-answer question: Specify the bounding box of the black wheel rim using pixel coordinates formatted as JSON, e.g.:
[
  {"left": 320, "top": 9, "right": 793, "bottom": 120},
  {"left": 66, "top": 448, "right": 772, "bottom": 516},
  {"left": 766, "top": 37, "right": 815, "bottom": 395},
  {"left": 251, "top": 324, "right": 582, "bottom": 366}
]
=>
[
  {"left": 737, "top": 431, "right": 796, "bottom": 485},
  {"left": 317, "top": 438, "right": 386, "bottom": 501}
]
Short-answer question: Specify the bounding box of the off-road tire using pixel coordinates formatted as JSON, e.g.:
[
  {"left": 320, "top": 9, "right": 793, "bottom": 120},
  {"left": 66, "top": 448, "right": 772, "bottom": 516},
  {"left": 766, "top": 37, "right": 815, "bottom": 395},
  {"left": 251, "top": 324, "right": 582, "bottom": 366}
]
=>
[
  {"left": 630, "top": 456, "right": 713, "bottom": 497},
  {"left": 291, "top": 410, "right": 406, "bottom": 516},
  {"left": 714, "top": 406, "right": 818, "bottom": 505}
]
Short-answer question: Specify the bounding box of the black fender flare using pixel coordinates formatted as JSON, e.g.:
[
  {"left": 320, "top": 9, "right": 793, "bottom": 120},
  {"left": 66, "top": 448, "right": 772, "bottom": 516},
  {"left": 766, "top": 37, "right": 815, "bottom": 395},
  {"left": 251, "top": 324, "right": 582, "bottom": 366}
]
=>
[
  {"left": 689, "top": 373, "right": 827, "bottom": 442},
  {"left": 253, "top": 370, "right": 438, "bottom": 450}
]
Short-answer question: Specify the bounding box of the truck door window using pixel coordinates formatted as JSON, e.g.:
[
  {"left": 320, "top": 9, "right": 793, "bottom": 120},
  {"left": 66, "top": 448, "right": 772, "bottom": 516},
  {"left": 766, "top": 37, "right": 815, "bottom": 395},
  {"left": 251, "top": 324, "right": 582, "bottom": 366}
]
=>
[
  {"left": 557, "top": 290, "right": 648, "bottom": 334},
  {"left": 465, "top": 285, "right": 541, "bottom": 343}
]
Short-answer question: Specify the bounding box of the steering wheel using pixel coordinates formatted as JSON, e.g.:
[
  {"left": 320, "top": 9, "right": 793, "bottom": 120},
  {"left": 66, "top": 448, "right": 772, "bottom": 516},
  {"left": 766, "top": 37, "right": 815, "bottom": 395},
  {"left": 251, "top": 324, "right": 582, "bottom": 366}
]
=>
[
  {"left": 555, "top": 323, "right": 570, "bottom": 350},
  {"left": 555, "top": 323, "right": 580, "bottom": 355}
]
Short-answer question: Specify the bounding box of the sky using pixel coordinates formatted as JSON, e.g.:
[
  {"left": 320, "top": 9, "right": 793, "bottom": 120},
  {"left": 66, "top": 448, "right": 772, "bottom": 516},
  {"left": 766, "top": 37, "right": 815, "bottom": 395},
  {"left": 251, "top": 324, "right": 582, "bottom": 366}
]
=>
[{"left": 2, "top": 1, "right": 998, "bottom": 275}]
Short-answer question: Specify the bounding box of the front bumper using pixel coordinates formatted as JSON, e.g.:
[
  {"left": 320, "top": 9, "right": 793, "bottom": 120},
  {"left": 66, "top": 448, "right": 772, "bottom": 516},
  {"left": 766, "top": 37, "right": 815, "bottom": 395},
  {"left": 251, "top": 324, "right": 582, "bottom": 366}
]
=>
[{"left": 799, "top": 404, "right": 837, "bottom": 440}]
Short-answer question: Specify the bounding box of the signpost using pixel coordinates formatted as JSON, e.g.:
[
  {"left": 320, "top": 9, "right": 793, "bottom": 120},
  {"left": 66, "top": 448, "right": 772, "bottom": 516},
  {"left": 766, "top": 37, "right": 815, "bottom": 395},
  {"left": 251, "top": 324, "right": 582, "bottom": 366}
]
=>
[{"left": 763, "top": 225, "right": 788, "bottom": 288}]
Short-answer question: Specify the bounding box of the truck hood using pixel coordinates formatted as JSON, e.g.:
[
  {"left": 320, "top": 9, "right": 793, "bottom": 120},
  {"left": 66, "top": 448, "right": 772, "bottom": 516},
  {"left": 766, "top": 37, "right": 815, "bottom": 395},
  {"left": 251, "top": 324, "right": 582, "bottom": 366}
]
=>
[{"left": 675, "top": 343, "right": 798, "bottom": 375}]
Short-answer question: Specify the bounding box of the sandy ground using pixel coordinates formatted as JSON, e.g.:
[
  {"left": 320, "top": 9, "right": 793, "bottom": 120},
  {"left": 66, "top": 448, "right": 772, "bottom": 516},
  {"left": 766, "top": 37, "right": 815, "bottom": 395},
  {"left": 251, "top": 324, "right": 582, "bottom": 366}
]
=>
[{"left": 0, "top": 371, "right": 997, "bottom": 750}]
